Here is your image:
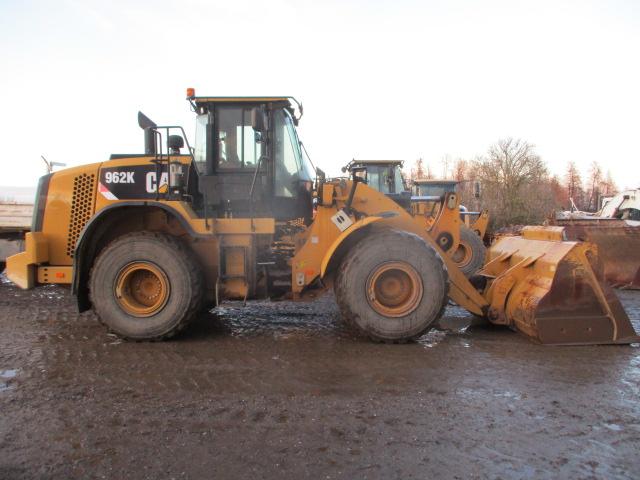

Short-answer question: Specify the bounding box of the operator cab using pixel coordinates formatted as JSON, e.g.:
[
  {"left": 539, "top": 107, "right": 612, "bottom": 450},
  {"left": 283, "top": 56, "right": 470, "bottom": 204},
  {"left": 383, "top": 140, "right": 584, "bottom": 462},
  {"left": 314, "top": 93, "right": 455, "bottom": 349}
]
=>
[
  {"left": 412, "top": 179, "right": 459, "bottom": 200},
  {"left": 344, "top": 160, "right": 411, "bottom": 209},
  {"left": 189, "top": 94, "right": 315, "bottom": 223},
  {"left": 412, "top": 179, "right": 480, "bottom": 221}
]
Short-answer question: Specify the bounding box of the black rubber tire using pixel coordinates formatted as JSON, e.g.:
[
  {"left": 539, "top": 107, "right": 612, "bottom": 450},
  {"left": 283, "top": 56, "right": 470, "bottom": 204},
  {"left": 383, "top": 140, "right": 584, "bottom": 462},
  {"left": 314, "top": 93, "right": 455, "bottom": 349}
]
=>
[
  {"left": 89, "top": 232, "right": 204, "bottom": 341},
  {"left": 334, "top": 229, "right": 449, "bottom": 343},
  {"left": 454, "top": 226, "right": 486, "bottom": 278}
]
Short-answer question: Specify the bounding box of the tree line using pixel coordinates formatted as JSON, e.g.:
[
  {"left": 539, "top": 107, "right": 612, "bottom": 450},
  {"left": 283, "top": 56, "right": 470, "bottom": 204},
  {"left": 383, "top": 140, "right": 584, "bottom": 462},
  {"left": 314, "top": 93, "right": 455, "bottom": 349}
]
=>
[{"left": 407, "top": 138, "right": 618, "bottom": 229}]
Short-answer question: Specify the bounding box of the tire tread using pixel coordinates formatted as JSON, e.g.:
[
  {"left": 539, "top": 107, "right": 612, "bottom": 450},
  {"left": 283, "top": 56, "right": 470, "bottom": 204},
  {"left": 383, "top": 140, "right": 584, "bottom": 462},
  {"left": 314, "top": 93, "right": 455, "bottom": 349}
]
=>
[
  {"left": 335, "top": 229, "right": 449, "bottom": 343},
  {"left": 89, "top": 231, "right": 204, "bottom": 341}
]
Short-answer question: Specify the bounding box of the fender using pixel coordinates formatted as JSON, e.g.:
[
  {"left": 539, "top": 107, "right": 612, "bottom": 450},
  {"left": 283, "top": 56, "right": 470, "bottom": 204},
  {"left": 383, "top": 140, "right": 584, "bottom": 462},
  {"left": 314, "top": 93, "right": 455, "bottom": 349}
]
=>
[
  {"left": 72, "top": 201, "right": 205, "bottom": 311},
  {"left": 320, "top": 215, "right": 385, "bottom": 277}
]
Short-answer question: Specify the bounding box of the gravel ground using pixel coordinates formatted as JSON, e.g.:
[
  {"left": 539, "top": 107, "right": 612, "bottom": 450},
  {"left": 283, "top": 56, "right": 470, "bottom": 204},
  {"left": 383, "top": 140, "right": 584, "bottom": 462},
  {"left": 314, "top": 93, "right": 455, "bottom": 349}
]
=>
[{"left": 0, "top": 272, "right": 639, "bottom": 479}]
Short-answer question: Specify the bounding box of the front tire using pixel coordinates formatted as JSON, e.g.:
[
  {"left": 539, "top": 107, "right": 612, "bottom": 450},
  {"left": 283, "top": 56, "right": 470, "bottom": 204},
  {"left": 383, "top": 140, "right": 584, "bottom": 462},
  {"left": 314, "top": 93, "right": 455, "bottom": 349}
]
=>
[
  {"left": 89, "top": 232, "right": 204, "bottom": 340},
  {"left": 451, "top": 226, "right": 486, "bottom": 277},
  {"left": 335, "top": 230, "right": 448, "bottom": 343}
]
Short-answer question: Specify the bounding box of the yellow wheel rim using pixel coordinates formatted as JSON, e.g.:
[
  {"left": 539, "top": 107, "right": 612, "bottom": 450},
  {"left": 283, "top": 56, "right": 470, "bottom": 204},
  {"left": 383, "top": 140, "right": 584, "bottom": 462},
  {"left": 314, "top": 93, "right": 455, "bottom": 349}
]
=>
[
  {"left": 451, "top": 241, "right": 473, "bottom": 268},
  {"left": 114, "top": 262, "right": 170, "bottom": 317},
  {"left": 366, "top": 261, "right": 423, "bottom": 317}
]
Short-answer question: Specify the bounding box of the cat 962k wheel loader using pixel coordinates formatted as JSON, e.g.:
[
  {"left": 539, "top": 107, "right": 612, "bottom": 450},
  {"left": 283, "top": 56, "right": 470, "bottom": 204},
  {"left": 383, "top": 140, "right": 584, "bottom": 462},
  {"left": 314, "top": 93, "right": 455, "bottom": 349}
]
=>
[{"left": 6, "top": 91, "right": 639, "bottom": 344}]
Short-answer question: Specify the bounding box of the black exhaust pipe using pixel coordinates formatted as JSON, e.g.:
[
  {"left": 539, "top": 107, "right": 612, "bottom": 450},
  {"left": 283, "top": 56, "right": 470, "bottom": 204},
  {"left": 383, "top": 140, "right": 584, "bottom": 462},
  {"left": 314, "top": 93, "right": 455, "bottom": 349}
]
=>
[{"left": 138, "top": 111, "right": 157, "bottom": 155}]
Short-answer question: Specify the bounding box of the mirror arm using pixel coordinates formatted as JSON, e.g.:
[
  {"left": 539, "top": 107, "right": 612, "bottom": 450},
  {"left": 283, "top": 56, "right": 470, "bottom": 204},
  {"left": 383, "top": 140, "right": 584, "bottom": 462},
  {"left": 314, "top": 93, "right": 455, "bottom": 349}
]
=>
[{"left": 344, "top": 167, "right": 366, "bottom": 215}]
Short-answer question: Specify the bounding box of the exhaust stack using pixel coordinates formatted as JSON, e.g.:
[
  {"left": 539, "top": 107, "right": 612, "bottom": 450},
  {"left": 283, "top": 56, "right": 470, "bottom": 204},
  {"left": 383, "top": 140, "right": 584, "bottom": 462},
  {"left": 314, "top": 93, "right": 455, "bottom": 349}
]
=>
[{"left": 138, "top": 111, "right": 157, "bottom": 156}]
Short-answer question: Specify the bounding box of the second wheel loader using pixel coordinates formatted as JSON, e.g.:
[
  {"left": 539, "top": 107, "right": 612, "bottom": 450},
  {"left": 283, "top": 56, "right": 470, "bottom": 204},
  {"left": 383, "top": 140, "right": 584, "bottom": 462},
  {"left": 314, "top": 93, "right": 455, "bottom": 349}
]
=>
[
  {"left": 6, "top": 91, "right": 639, "bottom": 345},
  {"left": 344, "top": 160, "right": 489, "bottom": 277}
]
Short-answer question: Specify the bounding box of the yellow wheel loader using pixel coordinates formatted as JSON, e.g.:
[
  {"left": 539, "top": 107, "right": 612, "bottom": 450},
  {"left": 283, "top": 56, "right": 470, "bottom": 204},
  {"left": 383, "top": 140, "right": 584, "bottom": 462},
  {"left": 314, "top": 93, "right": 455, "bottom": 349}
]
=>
[
  {"left": 6, "top": 91, "right": 639, "bottom": 345},
  {"left": 345, "top": 160, "right": 489, "bottom": 277}
]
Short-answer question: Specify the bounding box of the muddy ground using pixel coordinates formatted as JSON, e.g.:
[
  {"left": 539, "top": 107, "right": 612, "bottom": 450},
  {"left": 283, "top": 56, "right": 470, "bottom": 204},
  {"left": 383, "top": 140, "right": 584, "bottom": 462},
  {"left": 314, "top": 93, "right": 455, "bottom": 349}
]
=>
[{"left": 0, "top": 273, "right": 639, "bottom": 480}]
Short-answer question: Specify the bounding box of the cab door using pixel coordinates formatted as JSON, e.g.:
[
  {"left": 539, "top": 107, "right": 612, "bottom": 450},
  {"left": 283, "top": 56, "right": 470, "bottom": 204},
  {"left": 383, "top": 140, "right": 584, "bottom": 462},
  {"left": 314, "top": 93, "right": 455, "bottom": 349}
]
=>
[
  {"left": 195, "top": 103, "right": 268, "bottom": 218},
  {"left": 270, "top": 108, "right": 314, "bottom": 223}
]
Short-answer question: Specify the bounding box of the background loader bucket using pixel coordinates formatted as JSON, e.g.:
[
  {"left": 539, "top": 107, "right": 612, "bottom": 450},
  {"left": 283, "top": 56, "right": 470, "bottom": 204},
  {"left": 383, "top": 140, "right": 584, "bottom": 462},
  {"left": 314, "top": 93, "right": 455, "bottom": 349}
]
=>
[
  {"left": 553, "top": 218, "right": 640, "bottom": 289},
  {"left": 481, "top": 227, "right": 639, "bottom": 345}
]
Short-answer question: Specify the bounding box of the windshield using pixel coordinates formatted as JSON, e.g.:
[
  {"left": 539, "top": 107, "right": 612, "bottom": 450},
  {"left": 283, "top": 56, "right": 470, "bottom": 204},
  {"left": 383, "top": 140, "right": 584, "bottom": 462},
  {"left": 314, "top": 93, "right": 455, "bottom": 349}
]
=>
[
  {"left": 364, "top": 165, "right": 406, "bottom": 194},
  {"left": 274, "top": 109, "right": 314, "bottom": 197},
  {"left": 393, "top": 166, "right": 406, "bottom": 193},
  {"left": 414, "top": 183, "right": 457, "bottom": 197},
  {"left": 285, "top": 110, "right": 314, "bottom": 180}
]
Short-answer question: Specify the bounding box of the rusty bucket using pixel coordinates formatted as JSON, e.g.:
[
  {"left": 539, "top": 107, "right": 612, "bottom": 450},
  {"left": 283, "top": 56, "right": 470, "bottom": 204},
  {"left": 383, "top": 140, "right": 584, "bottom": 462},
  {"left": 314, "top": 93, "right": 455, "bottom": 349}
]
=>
[
  {"left": 553, "top": 218, "right": 640, "bottom": 289},
  {"left": 480, "top": 227, "right": 639, "bottom": 345}
]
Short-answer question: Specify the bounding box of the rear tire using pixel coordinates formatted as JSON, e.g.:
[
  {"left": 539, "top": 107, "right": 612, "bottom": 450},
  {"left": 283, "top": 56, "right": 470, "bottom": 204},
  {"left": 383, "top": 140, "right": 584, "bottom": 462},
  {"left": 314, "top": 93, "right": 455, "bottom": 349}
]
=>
[
  {"left": 89, "top": 232, "right": 203, "bottom": 340},
  {"left": 334, "top": 230, "right": 448, "bottom": 343},
  {"left": 451, "top": 226, "right": 486, "bottom": 277}
]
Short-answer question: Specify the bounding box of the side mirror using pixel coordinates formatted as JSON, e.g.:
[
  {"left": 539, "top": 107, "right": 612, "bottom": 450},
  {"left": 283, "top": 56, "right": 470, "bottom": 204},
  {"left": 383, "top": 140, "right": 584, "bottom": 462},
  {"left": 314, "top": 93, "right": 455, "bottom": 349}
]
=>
[
  {"left": 473, "top": 181, "right": 481, "bottom": 198},
  {"left": 251, "top": 107, "right": 267, "bottom": 132},
  {"left": 350, "top": 166, "right": 367, "bottom": 181}
]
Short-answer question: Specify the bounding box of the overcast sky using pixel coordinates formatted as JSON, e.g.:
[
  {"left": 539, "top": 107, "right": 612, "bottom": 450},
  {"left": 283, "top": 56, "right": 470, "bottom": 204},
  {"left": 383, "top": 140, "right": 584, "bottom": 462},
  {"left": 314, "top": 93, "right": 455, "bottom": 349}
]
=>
[{"left": 1, "top": 0, "right": 638, "bottom": 190}]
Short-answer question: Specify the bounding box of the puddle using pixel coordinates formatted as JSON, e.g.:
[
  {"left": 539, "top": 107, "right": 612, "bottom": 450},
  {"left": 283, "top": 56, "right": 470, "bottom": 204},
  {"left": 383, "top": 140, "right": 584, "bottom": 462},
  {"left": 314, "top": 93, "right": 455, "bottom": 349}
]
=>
[
  {"left": 493, "top": 390, "right": 522, "bottom": 400},
  {"left": 214, "top": 297, "right": 483, "bottom": 345},
  {"left": 418, "top": 329, "right": 448, "bottom": 348},
  {"left": 213, "top": 298, "right": 348, "bottom": 339},
  {"left": 0, "top": 369, "right": 18, "bottom": 392},
  {"left": 620, "top": 356, "right": 640, "bottom": 397},
  {"left": 419, "top": 306, "right": 477, "bottom": 349},
  {"left": 603, "top": 423, "right": 623, "bottom": 432}
]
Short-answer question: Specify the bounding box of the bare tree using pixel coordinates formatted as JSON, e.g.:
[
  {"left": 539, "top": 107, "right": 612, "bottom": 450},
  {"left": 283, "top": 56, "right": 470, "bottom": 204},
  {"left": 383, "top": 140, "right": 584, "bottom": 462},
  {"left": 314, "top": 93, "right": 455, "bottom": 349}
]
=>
[
  {"left": 600, "top": 170, "right": 617, "bottom": 197},
  {"left": 441, "top": 154, "right": 454, "bottom": 179},
  {"left": 413, "top": 158, "right": 425, "bottom": 180},
  {"left": 474, "top": 138, "right": 549, "bottom": 226},
  {"left": 564, "top": 161, "right": 584, "bottom": 210},
  {"left": 452, "top": 159, "right": 468, "bottom": 182},
  {"left": 409, "top": 158, "right": 434, "bottom": 182},
  {"left": 548, "top": 174, "right": 566, "bottom": 208},
  {"left": 585, "top": 161, "right": 603, "bottom": 211}
]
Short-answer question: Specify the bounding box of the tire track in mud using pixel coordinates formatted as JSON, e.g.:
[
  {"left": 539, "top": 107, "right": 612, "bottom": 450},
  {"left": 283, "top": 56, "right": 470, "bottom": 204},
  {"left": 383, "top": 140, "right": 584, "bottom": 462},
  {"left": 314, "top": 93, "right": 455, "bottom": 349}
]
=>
[
  {"left": 0, "top": 275, "right": 356, "bottom": 394},
  {"left": 2, "top": 275, "right": 640, "bottom": 397}
]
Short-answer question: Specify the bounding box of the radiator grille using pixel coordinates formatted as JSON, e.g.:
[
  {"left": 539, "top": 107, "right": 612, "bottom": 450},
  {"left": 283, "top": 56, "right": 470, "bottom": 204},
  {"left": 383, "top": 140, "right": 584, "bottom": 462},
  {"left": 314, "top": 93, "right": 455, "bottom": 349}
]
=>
[{"left": 66, "top": 174, "right": 96, "bottom": 257}]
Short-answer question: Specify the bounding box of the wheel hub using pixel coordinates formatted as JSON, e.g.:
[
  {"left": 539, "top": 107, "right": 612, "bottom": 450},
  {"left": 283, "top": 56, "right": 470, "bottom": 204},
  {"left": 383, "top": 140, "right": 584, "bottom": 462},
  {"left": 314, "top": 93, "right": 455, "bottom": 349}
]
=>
[
  {"left": 451, "top": 241, "right": 472, "bottom": 267},
  {"left": 115, "top": 262, "right": 170, "bottom": 317},
  {"left": 366, "top": 261, "right": 423, "bottom": 317}
]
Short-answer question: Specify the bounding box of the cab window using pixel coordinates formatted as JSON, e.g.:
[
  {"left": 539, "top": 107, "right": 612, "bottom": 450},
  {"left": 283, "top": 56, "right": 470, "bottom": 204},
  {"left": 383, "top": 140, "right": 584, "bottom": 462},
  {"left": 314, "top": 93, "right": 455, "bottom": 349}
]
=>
[
  {"left": 274, "top": 109, "right": 312, "bottom": 197},
  {"left": 194, "top": 114, "right": 208, "bottom": 174},
  {"left": 216, "top": 106, "right": 261, "bottom": 169},
  {"left": 367, "top": 166, "right": 399, "bottom": 194}
]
